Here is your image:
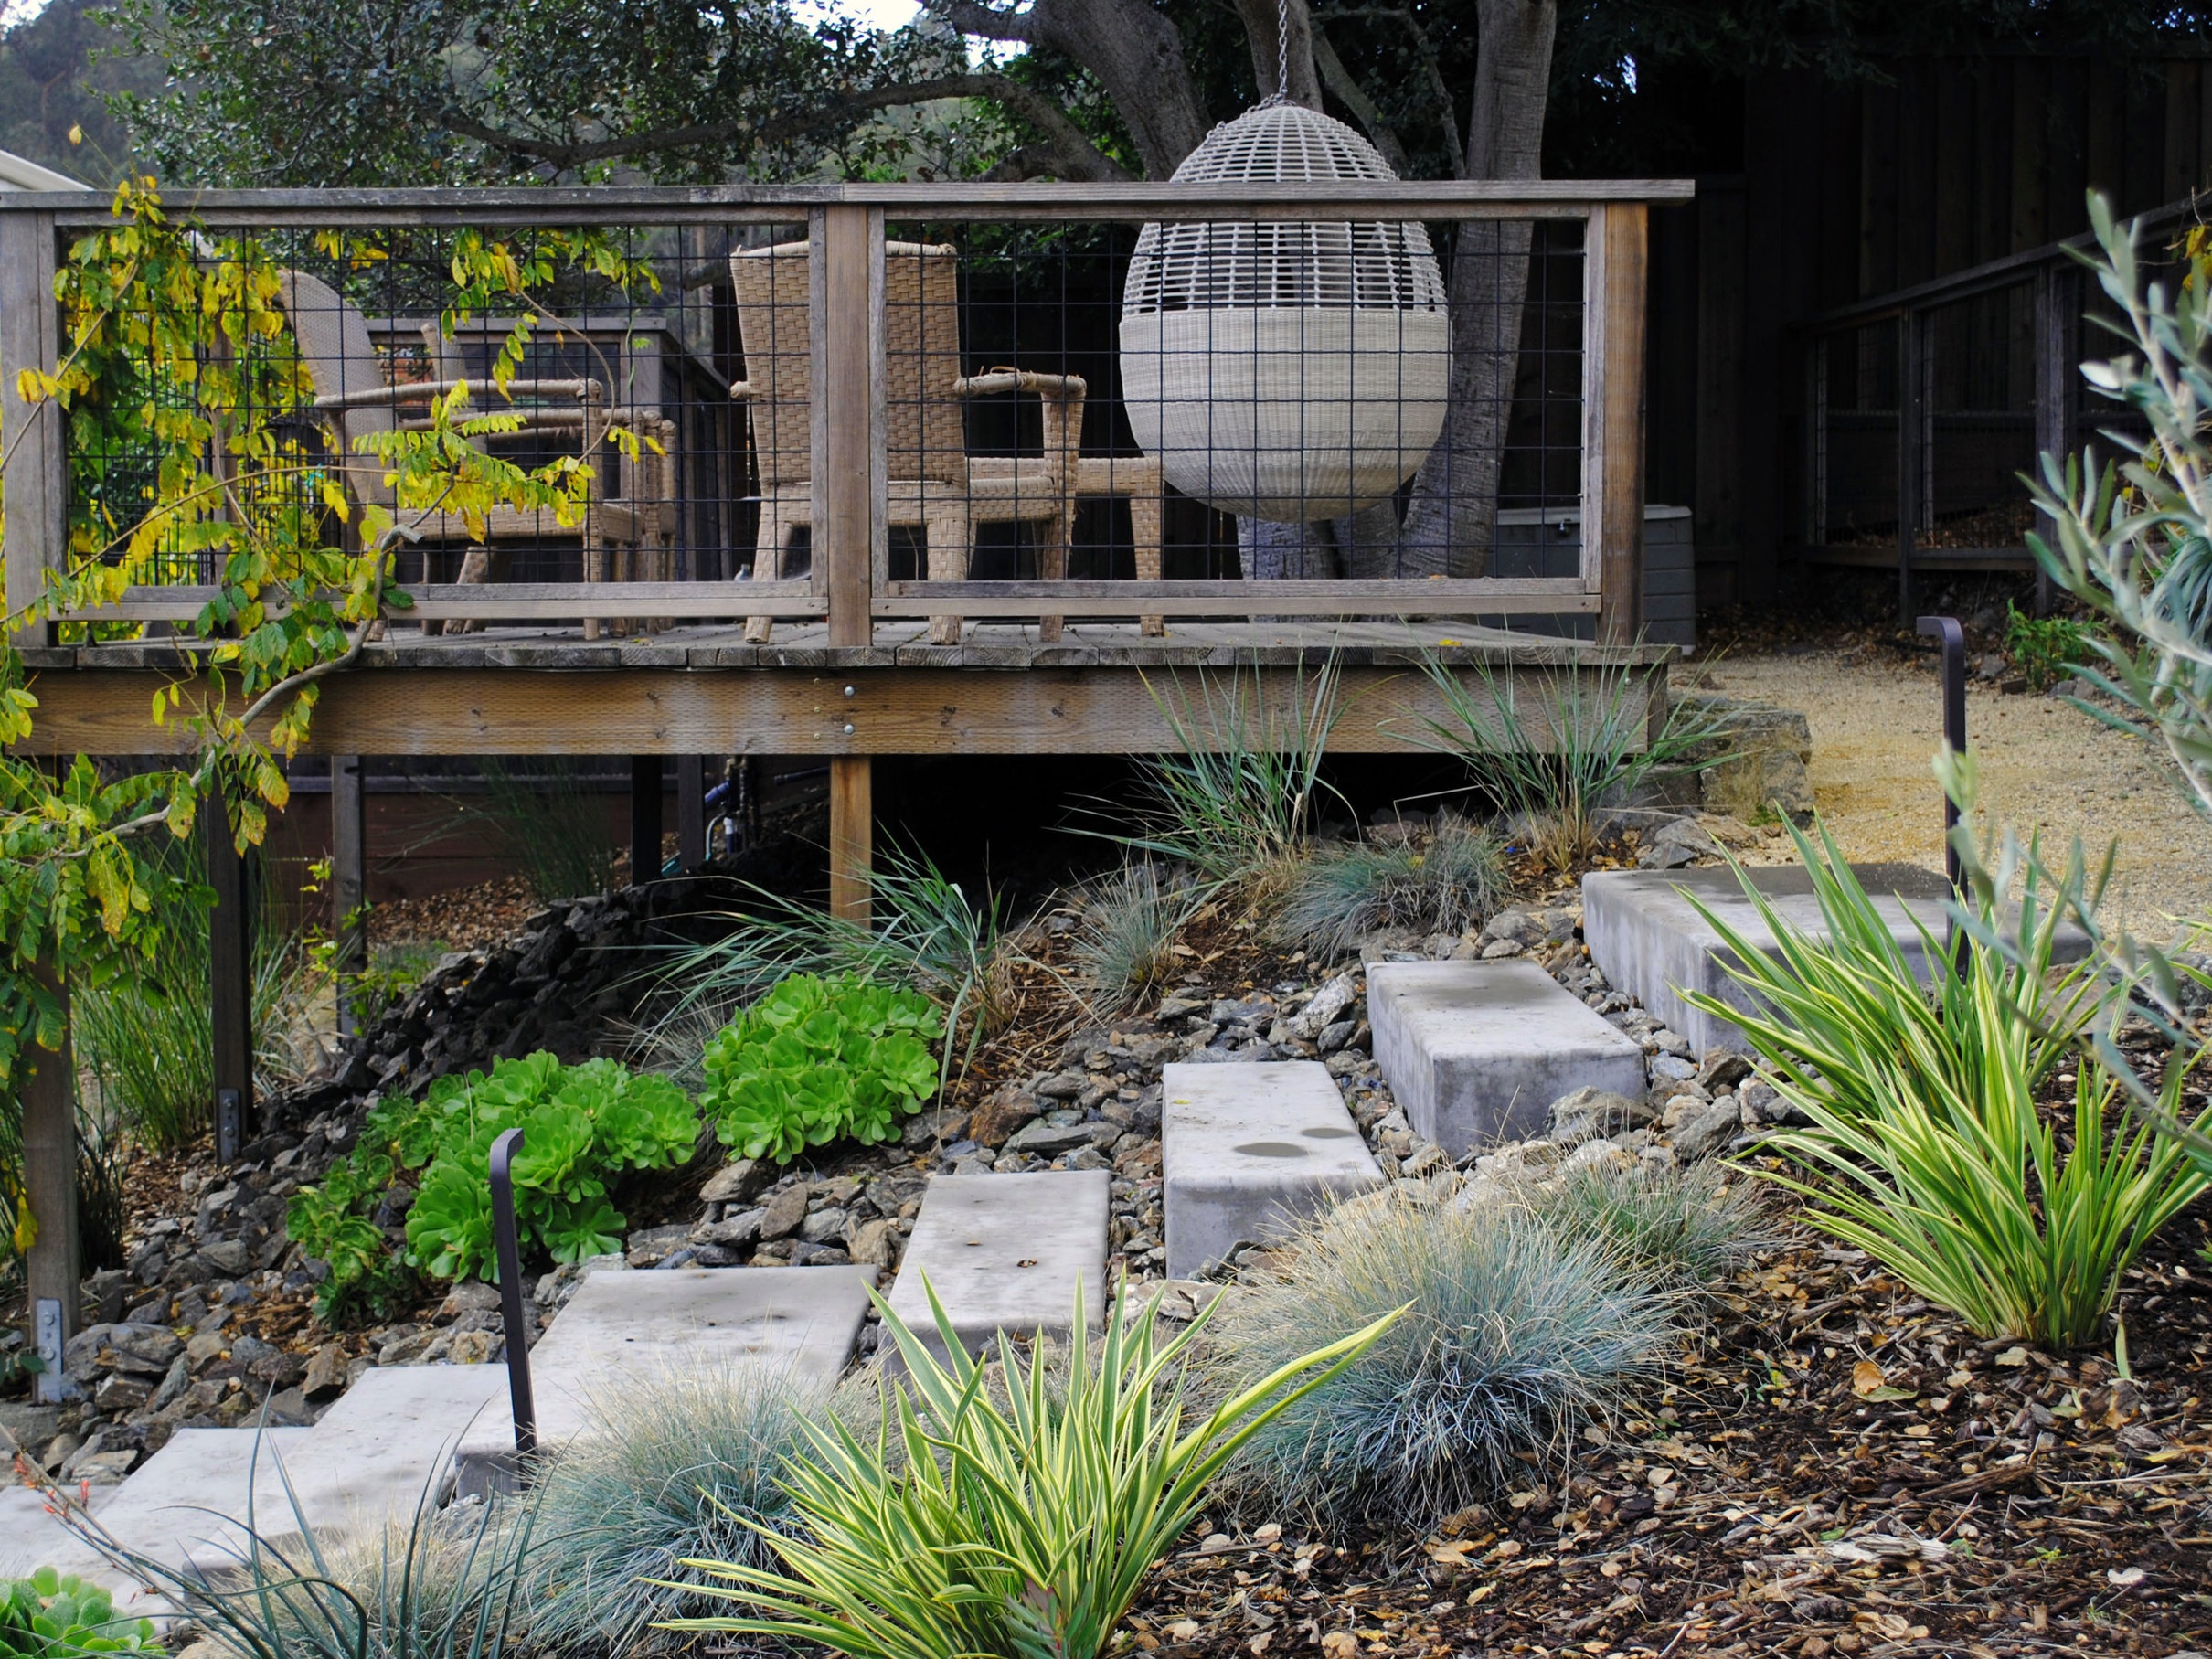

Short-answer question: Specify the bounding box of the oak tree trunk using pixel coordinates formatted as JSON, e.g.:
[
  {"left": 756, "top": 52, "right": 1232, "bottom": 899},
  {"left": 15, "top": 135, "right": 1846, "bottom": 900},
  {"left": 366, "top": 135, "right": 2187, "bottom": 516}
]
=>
[{"left": 1397, "top": 0, "right": 1558, "bottom": 577}]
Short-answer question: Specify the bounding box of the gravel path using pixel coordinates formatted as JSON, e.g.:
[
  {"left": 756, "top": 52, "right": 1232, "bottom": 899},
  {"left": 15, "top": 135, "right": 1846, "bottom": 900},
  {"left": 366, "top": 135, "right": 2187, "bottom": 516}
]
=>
[{"left": 1694, "top": 644, "right": 2212, "bottom": 941}]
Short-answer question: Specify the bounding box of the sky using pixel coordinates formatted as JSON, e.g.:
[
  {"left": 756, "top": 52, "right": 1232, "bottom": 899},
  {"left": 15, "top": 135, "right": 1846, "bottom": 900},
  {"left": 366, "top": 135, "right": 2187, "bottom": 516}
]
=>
[{"left": 5, "top": 0, "right": 932, "bottom": 32}]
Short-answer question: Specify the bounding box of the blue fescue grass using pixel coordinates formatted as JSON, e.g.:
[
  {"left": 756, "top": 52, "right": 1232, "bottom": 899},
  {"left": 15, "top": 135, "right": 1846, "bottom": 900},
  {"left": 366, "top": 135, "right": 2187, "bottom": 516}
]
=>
[
  {"left": 1268, "top": 820, "right": 1511, "bottom": 959},
  {"left": 523, "top": 1362, "right": 822, "bottom": 1653},
  {"left": 1207, "top": 1187, "right": 1675, "bottom": 1529},
  {"left": 1523, "top": 1156, "right": 1771, "bottom": 1292}
]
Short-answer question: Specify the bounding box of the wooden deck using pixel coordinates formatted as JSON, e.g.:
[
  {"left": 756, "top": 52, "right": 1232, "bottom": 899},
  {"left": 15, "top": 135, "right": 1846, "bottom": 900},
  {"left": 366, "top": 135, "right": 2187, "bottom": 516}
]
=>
[{"left": 20, "top": 621, "right": 1671, "bottom": 758}]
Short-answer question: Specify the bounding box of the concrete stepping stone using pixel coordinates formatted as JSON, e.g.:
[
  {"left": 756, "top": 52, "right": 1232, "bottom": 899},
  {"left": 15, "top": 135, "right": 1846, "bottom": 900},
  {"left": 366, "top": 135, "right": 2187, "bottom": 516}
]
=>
[
  {"left": 1161, "top": 1060, "right": 1381, "bottom": 1280},
  {"left": 1581, "top": 864, "right": 2090, "bottom": 1055},
  {"left": 453, "top": 1265, "right": 872, "bottom": 1494},
  {"left": 0, "top": 1479, "right": 142, "bottom": 1606},
  {"left": 886, "top": 1171, "right": 1109, "bottom": 1366},
  {"left": 1367, "top": 959, "right": 1646, "bottom": 1156},
  {"left": 80, "top": 1427, "right": 316, "bottom": 1578}
]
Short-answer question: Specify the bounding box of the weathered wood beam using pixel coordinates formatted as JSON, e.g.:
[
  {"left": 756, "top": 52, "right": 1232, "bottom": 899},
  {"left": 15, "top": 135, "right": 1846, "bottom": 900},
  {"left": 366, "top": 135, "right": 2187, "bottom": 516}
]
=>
[
  {"left": 16, "top": 664, "right": 1661, "bottom": 758},
  {"left": 1587, "top": 201, "right": 1650, "bottom": 648},
  {"left": 1, "top": 208, "right": 62, "bottom": 642},
  {"left": 8, "top": 180, "right": 1698, "bottom": 234},
  {"left": 828, "top": 758, "right": 872, "bottom": 926}
]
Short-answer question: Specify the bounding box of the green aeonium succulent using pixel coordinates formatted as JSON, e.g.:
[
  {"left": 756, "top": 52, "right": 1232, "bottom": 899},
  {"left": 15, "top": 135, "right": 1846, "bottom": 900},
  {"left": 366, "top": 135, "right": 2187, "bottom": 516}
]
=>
[
  {"left": 700, "top": 973, "right": 940, "bottom": 1164},
  {"left": 399, "top": 1055, "right": 697, "bottom": 1280},
  {"left": 0, "top": 1568, "right": 159, "bottom": 1657}
]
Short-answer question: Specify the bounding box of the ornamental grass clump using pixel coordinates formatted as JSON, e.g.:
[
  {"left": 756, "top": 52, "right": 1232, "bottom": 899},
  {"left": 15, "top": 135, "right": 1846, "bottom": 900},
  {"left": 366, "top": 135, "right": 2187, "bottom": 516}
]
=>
[
  {"left": 1207, "top": 1187, "right": 1672, "bottom": 1531},
  {"left": 667, "top": 1278, "right": 1398, "bottom": 1659},
  {"left": 1406, "top": 649, "right": 1734, "bottom": 875},
  {"left": 65, "top": 1443, "right": 535, "bottom": 1659},
  {"left": 1269, "top": 818, "right": 1510, "bottom": 958},
  {"left": 1070, "top": 859, "right": 1201, "bottom": 1012},
  {"left": 1683, "top": 822, "right": 2206, "bottom": 1350},
  {"left": 1523, "top": 1157, "right": 1770, "bottom": 1292},
  {"left": 1116, "top": 659, "right": 1347, "bottom": 890},
  {"left": 525, "top": 1363, "right": 820, "bottom": 1654}
]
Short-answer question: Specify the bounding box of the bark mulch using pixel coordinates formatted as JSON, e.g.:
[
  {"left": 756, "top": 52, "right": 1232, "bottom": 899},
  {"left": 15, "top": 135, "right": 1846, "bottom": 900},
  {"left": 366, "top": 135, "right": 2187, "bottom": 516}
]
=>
[{"left": 1126, "top": 1206, "right": 2212, "bottom": 1659}]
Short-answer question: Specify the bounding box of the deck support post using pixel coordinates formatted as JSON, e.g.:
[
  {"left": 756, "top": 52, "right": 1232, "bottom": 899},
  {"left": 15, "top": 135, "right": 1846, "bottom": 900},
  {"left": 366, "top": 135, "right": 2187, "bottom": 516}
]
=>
[
  {"left": 676, "top": 755, "right": 707, "bottom": 870},
  {"left": 331, "top": 754, "right": 367, "bottom": 1037},
  {"left": 816, "top": 201, "right": 878, "bottom": 922},
  {"left": 209, "top": 822, "right": 253, "bottom": 1164},
  {"left": 630, "top": 756, "right": 665, "bottom": 885},
  {"left": 22, "top": 954, "right": 79, "bottom": 1403},
  {"left": 1586, "top": 202, "right": 1649, "bottom": 647},
  {"left": 829, "top": 757, "right": 872, "bottom": 925}
]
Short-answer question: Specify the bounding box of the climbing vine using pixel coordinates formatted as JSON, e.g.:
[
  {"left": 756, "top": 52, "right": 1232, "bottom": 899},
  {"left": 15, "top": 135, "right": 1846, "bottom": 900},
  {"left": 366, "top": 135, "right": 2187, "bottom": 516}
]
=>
[{"left": 0, "top": 179, "right": 659, "bottom": 1126}]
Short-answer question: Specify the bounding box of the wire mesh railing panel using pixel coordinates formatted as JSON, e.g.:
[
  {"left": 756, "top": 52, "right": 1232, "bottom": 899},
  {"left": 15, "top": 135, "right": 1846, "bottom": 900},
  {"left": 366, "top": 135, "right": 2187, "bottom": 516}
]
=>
[
  {"left": 26, "top": 186, "right": 1664, "bottom": 643},
  {"left": 867, "top": 213, "right": 1584, "bottom": 630},
  {"left": 1811, "top": 319, "right": 1900, "bottom": 547}
]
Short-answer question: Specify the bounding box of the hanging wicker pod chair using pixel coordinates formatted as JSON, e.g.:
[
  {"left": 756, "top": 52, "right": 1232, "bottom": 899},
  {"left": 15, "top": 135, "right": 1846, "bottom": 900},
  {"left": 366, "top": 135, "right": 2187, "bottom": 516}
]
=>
[{"left": 1119, "top": 101, "right": 1452, "bottom": 524}]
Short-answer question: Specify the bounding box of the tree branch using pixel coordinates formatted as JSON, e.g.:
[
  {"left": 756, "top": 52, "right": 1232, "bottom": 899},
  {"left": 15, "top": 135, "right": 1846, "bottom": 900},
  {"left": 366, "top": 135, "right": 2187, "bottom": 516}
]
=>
[
  {"left": 445, "top": 72, "right": 1127, "bottom": 180},
  {"left": 921, "top": 0, "right": 1037, "bottom": 44},
  {"left": 1232, "top": 0, "right": 1321, "bottom": 107},
  {"left": 1317, "top": 5, "right": 1465, "bottom": 175},
  {"left": 1309, "top": 21, "right": 1408, "bottom": 172}
]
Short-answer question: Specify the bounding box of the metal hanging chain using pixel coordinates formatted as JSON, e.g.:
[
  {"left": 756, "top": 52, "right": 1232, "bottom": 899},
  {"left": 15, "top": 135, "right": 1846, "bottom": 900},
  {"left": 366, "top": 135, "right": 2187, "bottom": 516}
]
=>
[{"left": 1278, "top": 0, "right": 1290, "bottom": 101}]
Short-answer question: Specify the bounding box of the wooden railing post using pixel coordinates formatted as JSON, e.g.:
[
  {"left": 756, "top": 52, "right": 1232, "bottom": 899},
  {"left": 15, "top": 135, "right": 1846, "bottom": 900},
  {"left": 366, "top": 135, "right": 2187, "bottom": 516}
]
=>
[
  {"left": 1, "top": 207, "right": 64, "bottom": 644},
  {"left": 1584, "top": 202, "right": 1649, "bottom": 647},
  {"left": 815, "top": 202, "right": 877, "bottom": 925},
  {"left": 2032, "top": 264, "right": 2077, "bottom": 616}
]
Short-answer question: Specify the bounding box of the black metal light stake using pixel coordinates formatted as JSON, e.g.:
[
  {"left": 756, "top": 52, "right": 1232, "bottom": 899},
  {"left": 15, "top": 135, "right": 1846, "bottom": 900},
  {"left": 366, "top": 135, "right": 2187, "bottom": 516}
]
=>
[
  {"left": 1915, "top": 614, "right": 1968, "bottom": 964},
  {"left": 488, "top": 1128, "right": 537, "bottom": 1460}
]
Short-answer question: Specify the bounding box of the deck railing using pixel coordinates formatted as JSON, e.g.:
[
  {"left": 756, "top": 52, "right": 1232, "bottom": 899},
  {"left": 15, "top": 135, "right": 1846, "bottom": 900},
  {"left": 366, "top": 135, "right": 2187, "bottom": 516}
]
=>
[
  {"left": 1, "top": 179, "right": 1689, "bottom": 649},
  {"left": 1789, "top": 195, "right": 2187, "bottom": 620}
]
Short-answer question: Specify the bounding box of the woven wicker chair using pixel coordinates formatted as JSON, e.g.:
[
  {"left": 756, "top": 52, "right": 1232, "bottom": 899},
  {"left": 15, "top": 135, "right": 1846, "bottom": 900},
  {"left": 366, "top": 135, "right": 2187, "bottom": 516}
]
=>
[
  {"left": 728, "top": 240, "right": 1165, "bottom": 644},
  {"left": 278, "top": 270, "right": 672, "bottom": 638}
]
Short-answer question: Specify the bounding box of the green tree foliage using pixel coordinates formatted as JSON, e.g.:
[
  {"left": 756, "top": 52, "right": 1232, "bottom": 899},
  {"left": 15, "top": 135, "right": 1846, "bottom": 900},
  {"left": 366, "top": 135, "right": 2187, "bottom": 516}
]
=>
[
  {"left": 0, "top": 0, "right": 164, "bottom": 183},
  {"left": 0, "top": 184, "right": 661, "bottom": 1270},
  {"left": 84, "top": 0, "right": 2205, "bottom": 190}
]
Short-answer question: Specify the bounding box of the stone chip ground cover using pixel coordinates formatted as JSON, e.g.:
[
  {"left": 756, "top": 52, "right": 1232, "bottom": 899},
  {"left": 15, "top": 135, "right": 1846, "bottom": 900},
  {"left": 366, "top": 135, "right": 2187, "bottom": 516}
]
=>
[{"left": 50, "top": 840, "right": 2212, "bottom": 1656}]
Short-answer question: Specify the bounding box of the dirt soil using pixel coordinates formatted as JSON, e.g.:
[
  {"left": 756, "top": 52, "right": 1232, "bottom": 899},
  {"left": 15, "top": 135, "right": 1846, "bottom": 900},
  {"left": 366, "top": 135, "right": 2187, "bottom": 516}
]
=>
[{"left": 1690, "top": 643, "right": 2212, "bottom": 942}]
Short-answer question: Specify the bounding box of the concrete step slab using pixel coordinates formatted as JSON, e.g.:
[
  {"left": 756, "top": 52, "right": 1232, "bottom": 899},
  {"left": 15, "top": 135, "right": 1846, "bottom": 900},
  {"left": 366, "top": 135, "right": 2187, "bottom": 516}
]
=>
[
  {"left": 1581, "top": 864, "right": 2091, "bottom": 1055},
  {"left": 79, "top": 1427, "right": 315, "bottom": 1579},
  {"left": 886, "top": 1171, "right": 1109, "bottom": 1367},
  {"left": 0, "top": 1367, "right": 511, "bottom": 1608},
  {"left": 0, "top": 1480, "right": 141, "bottom": 1608},
  {"left": 1162, "top": 1060, "right": 1380, "bottom": 1280},
  {"left": 1367, "top": 960, "right": 1647, "bottom": 1156},
  {"left": 453, "top": 1266, "right": 872, "bottom": 1495}
]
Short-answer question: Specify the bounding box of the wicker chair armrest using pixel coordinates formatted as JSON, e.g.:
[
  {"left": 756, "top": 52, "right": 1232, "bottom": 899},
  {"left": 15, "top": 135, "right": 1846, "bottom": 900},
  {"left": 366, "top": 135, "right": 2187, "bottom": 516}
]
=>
[{"left": 952, "top": 369, "right": 1088, "bottom": 401}]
